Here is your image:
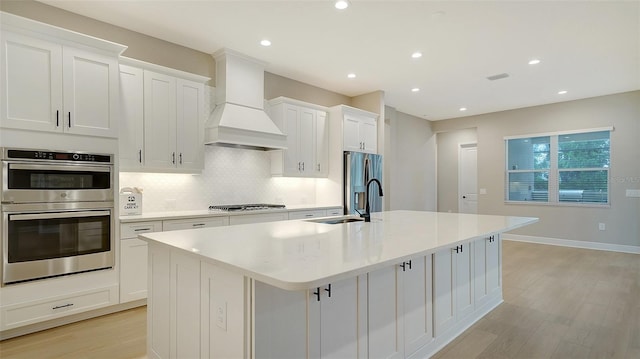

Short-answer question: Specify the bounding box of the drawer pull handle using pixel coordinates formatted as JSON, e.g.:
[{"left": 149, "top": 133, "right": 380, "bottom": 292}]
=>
[
  {"left": 134, "top": 228, "right": 152, "bottom": 232},
  {"left": 192, "top": 223, "right": 206, "bottom": 227},
  {"left": 52, "top": 303, "right": 74, "bottom": 310}
]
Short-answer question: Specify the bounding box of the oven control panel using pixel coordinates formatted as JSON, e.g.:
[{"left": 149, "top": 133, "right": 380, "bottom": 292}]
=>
[{"left": 4, "top": 149, "right": 112, "bottom": 163}]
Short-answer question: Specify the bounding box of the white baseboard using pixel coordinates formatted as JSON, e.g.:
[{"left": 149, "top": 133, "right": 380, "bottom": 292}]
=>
[{"left": 504, "top": 234, "right": 640, "bottom": 254}]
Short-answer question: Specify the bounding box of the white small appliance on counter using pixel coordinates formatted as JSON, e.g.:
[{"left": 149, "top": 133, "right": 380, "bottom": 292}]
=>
[{"left": 119, "top": 187, "right": 143, "bottom": 215}]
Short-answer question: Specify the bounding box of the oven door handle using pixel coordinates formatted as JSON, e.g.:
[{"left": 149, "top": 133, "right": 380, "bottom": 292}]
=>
[
  {"left": 8, "top": 163, "right": 111, "bottom": 173},
  {"left": 9, "top": 210, "right": 111, "bottom": 221}
]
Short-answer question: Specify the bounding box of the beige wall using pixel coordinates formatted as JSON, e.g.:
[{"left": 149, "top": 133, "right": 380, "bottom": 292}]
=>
[
  {"left": 264, "top": 72, "right": 351, "bottom": 107},
  {"left": 386, "top": 107, "right": 436, "bottom": 211},
  {"left": 433, "top": 91, "right": 640, "bottom": 247}
]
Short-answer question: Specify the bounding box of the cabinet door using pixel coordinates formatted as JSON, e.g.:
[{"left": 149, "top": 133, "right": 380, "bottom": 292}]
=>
[
  {"left": 170, "top": 252, "right": 201, "bottom": 359},
  {"left": 254, "top": 282, "right": 307, "bottom": 358},
  {"left": 62, "top": 47, "right": 118, "bottom": 137},
  {"left": 176, "top": 78, "right": 204, "bottom": 171},
  {"left": 343, "top": 114, "right": 361, "bottom": 152},
  {"left": 456, "top": 242, "right": 474, "bottom": 321},
  {"left": 360, "top": 116, "right": 377, "bottom": 154},
  {"left": 119, "top": 65, "right": 145, "bottom": 170},
  {"left": 0, "top": 31, "right": 63, "bottom": 132},
  {"left": 310, "top": 277, "right": 360, "bottom": 359},
  {"left": 298, "top": 107, "right": 315, "bottom": 175},
  {"left": 283, "top": 105, "right": 301, "bottom": 174},
  {"left": 402, "top": 256, "right": 433, "bottom": 356},
  {"left": 368, "top": 265, "right": 402, "bottom": 359},
  {"left": 120, "top": 238, "right": 148, "bottom": 303},
  {"left": 433, "top": 249, "right": 455, "bottom": 336},
  {"left": 144, "top": 70, "right": 177, "bottom": 170},
  {"left": 315, "top": 111, "right": 329, "bottom": 176},
  {"left": 475, "top": 235, "right": 501, "bottom": 309}
]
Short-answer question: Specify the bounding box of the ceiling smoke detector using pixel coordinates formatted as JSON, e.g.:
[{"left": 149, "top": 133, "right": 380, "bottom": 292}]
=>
[{"left": 486, "top": 73, "right": 510, "bottom": 81}]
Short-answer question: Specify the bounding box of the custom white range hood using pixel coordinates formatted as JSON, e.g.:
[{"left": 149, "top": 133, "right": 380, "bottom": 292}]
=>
[{"left": 205, "top": 48, "right": 287, "bottom": 150}]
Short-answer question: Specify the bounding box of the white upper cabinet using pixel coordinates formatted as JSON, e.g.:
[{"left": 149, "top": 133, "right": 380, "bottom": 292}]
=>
[
  {"left": 331, "top": 105, "right": 378, "bottom": 154},
  {"left": 268, "top": 97, "right": 329, "bottom": 177},
  {"left": 0, "top": 16, "right": 125, "bottom": 138},
  {"left": 118, "top": 58, "right": 208, "bottom": 173}
]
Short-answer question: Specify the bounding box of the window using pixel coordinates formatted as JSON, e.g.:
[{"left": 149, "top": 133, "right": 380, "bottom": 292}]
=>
[{"left": 505, "top": 128, "right": 611, "bottom": 205}]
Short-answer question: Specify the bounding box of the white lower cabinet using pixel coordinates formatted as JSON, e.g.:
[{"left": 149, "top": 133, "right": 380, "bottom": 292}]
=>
[
  {"left": 120, "top": 221, "right": 162, "bottom": 303},
  {"left": 368, "top": 256, "right": 433, "bottom": 359},
  {"left": 433, "top": 242, "right": 473, "bottom": 336},
  {"left": 254, "top": 276, "right": 366, "bottom": 359},
  {"left": 146, "top": 236, "right": 504, "bottom": 359}
]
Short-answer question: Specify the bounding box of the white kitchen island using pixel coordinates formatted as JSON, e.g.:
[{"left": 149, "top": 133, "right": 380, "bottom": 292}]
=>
[{"left": 139, "top": 210, "right": 537, "bottom": 359}]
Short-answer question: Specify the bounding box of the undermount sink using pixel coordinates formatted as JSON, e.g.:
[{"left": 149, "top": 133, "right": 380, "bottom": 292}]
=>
[{"left": 306, "top": 216, "right": 365, "bottom": 225}]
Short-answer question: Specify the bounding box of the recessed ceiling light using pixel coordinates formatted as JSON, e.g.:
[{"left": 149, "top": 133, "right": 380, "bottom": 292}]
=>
[
  {"left": 335, "top": 1, "right": 350, "bottom": 10},
  {"left": 411, "top": 52, "right": 422, "bottom": 59},
  {"left": 411, "top": 88, "right": 420, "bottom": 92},
  {"left": 558, "top": 90, "right": 568, "bottom": 95},
  {"left": 347, "top": 73, "right": 356, "bottom": 79},
  {"left": 260, "top": 39, "right": 271, "bottom": 47},
  {"left": 459, "top": 107, "right": 467, "bottom": 112},
  {"left": 528, "top": 59, "right": 541, "bottom": 65}
]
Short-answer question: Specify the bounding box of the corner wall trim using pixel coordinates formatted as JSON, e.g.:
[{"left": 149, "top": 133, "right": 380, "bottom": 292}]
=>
[{"left": 504, "top": 234, "right": 640, "bottom": 254}]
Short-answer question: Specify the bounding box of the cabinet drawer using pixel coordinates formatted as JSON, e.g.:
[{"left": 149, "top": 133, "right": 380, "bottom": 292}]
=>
[
  {"left": 163, "top": 216, "right": 229, "bottom": 231},
  {"left": 229, "top": 212, "right": 288, "bottom": 225},
  {"left": 325, "top": 208, "right": 344, "bottom": 216},
  {"left": 288, "top": 210, "right": 327, "bottom": 220},
  {"left": 1, "top": 285, "right": 118, "bottom": 330},
  {"left": 121, "top": 221, "right": 163, "bottom": 239}
]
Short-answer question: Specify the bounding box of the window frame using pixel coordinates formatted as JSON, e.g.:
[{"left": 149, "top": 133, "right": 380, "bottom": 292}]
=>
[{"left": 504, "top": 127, "right": 613, "bottom": 207}]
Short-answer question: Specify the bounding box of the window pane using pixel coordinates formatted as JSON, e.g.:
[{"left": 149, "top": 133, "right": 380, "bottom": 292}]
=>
[
  {"left": 507, "top": 136, "right": 550, "bottom": 170},
  {"left": 558, "top": 131, "right": 610, "bottom": 169},
  {"left": 559, "top": 170, "right": 608, "bottom": 203},
  {"left": 508, "top": 172, "right": 548, "bottom": 201}
]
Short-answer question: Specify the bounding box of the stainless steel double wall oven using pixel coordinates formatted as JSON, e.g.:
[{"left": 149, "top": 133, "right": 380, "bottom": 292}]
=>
[{"left": 1, "top": 148, "right": 115, "bottom": 285}]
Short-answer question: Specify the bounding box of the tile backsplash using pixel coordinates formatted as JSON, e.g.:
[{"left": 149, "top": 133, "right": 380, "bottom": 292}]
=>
[{"left": 119, "top": 146, "right": 320, "bottom": 212}]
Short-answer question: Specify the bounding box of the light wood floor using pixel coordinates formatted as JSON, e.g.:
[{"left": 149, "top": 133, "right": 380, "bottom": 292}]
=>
[{"left": 0, "top": 240, "right": 638, "bottom": 359}]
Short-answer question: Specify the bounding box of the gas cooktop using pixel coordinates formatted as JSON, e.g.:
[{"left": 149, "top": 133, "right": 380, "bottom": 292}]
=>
[{"left": 208, "top": 204, "right": 286, "bottom": 212}]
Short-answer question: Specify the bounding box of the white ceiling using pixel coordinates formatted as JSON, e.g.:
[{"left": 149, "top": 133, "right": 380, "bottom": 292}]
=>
[{"left": 39, "top": 0, "right": 640, "bottom": 121}]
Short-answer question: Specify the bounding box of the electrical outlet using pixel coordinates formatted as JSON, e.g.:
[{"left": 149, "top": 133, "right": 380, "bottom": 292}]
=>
[
  {"left": 598, "top": 223, "right": 606, "bottom": 231},
  {"left": 626, "top": 189, "right": 640, "bottom": 198},
  {"left": 479, "top": 188, "right": 487, "bottom": 195},
  {"left": 216, "top": 301, "right": 227, "bottom": 331}
]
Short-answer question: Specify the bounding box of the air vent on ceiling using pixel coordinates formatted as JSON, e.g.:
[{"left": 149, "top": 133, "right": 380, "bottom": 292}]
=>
[{"left": 486, "top": 73, "right": 510, "bottom": 81}]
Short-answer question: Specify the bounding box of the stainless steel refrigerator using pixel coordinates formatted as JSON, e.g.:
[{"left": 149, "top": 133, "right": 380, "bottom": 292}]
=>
[{"left": 344, "top": 151, "right": 383, "bottom": 215}]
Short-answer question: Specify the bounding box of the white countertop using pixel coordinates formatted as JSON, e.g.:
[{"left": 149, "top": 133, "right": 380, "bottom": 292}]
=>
[
  {"left": 119, "top": 204, "right": 342, "bottom": 222},
  {"left": 139, "top": 210, "right": 538, "bottom": 291}
]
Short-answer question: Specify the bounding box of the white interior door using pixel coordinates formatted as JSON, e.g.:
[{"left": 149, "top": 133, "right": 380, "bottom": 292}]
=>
[{"left": 459, "top": 144, "right": 478, "bottom": 214}]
